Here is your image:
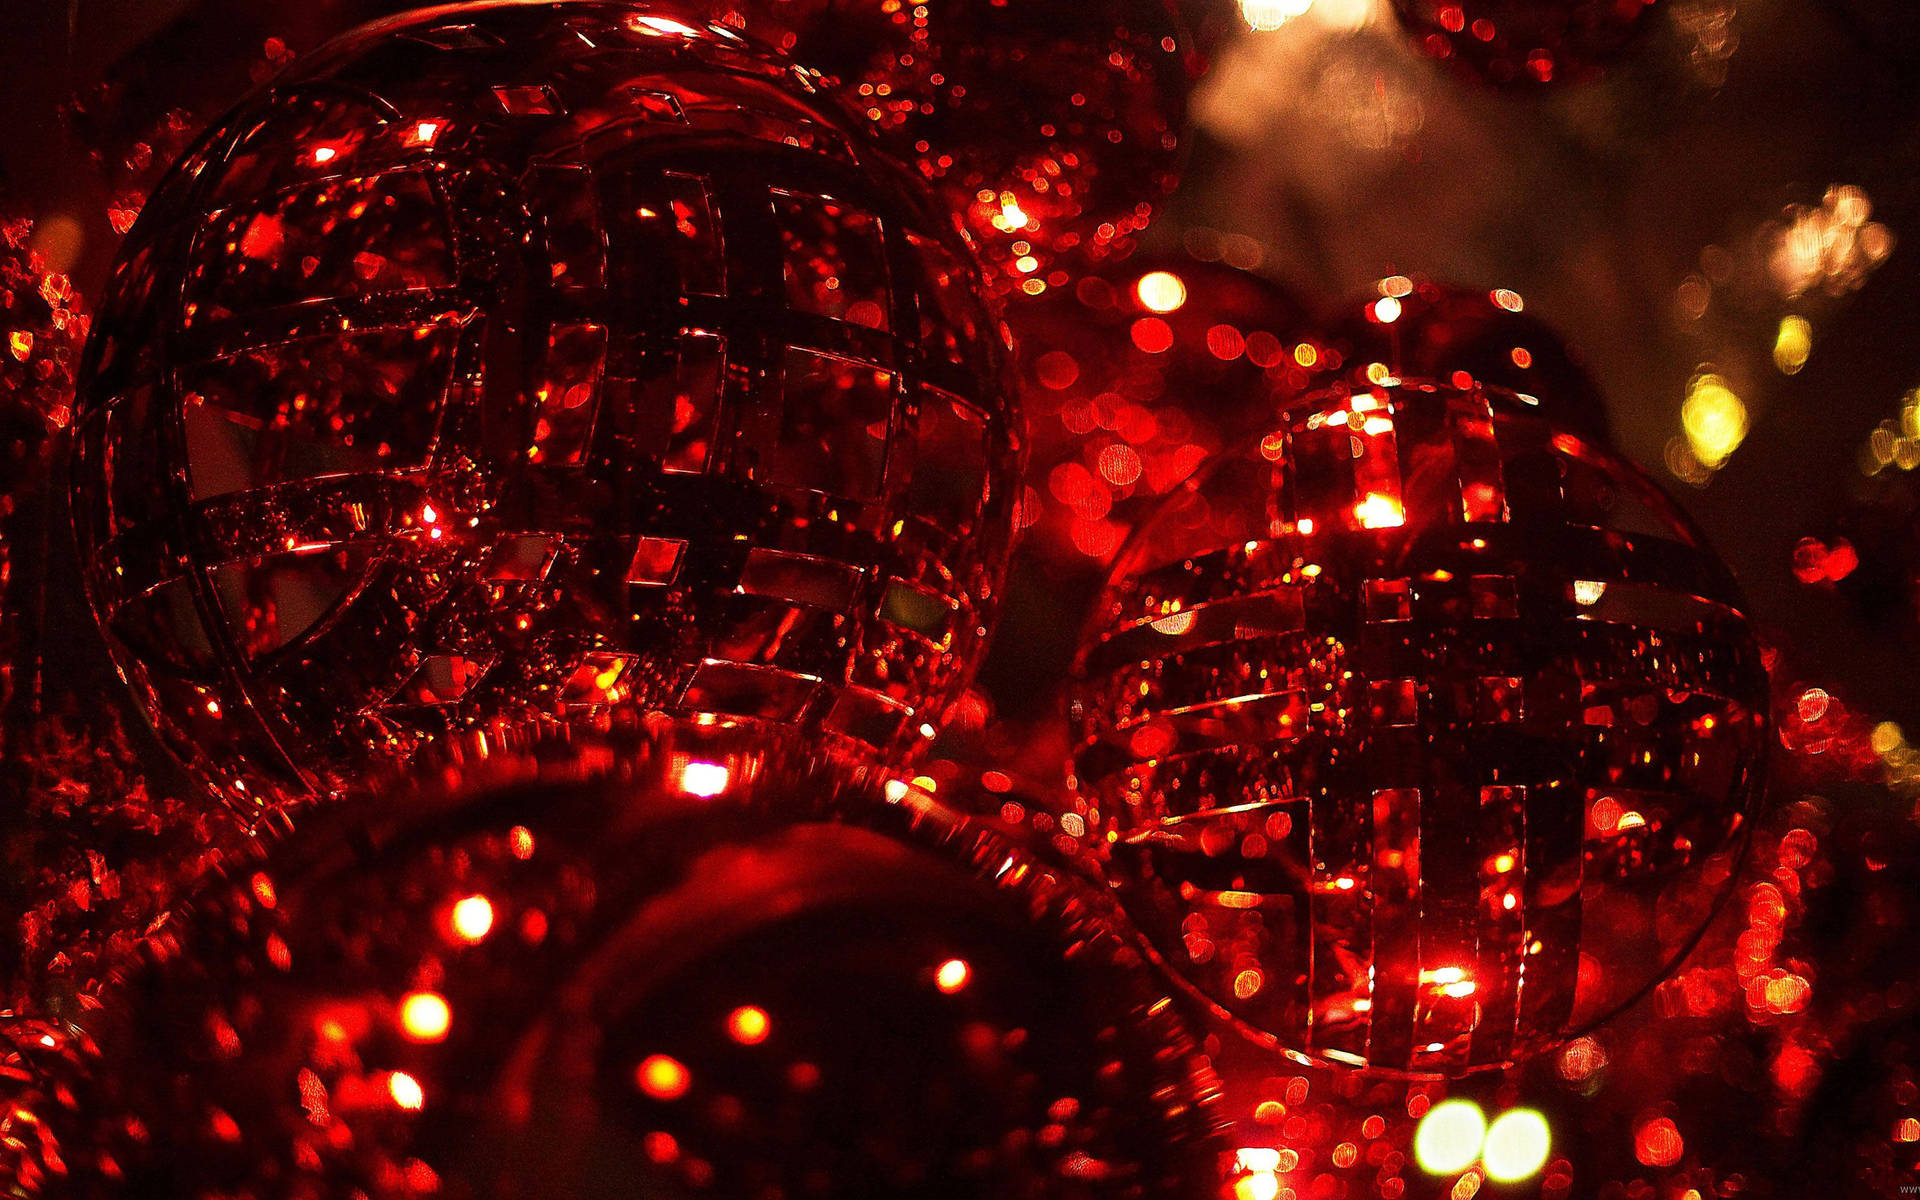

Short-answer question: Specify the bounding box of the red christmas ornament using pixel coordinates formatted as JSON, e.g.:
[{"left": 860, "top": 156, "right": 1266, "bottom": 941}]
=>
[
  {"left": 1330, "top": 277, "right": 1611, "bottom": 442},
  {"left": 68, "top": 1, "right": 1021, "bottom": 811},
  {"left": 701, "top": 0, "right": 1196, "bottom": 297},
  {"left": 1391, "top": 0, "right": 1660, "bottom": 88},
  {"left": 40, "top": 719, "right": 1223, "bottom": 1198},
  {"left": 1067, "top": 377, "right": 1768, "bottom": 1072}
]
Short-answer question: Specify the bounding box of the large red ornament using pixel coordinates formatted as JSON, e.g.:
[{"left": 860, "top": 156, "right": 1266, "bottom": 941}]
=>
[
  {"left": 68, "top": 1, "right": 1021, "bottom": 811},
  {"left": 701, "top": 0, "right": 1195, "bottom": 297},
  {"left": 1391, "top": 0, "right": 1660, "bottom": 88},
  {"left": 1066, "top": 377, "right": 1768, "bottom": 1072},
  {"left": 39, "top": 719, "right": 1223, "bottom": 1198},
  {"left": 1329, "top": 277, "right": 1612, "bottom": 442}
]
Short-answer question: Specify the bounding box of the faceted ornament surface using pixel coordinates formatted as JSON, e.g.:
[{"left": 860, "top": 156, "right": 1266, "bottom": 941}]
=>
[
  {"left": 1068, "top": 378, "right": 1768, "bottom": 1072},
  {"left": 69, "top": 2, "right": 1021, "bottom": 807}
]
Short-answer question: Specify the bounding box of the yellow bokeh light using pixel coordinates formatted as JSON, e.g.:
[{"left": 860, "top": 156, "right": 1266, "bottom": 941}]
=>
[
  {"left": 1773, "top": 315, "right": 1813, "bottom": 375},
  {"left": 1415, "top": 1098, "right": 1487, "bottom": 1176},
  {"left": 1481, "top": 1108, "right": 1551, "bottom": 1182},
  {"left": 727, "top": 1005, "right": 772, "bottom": 1045},
  {"left": 1135, "top": 271, "right": 1188, "bottom": 314},
  {"left": 450, "top": 894, "right": 495, "bottom": 944},
  {"left": 1681, "top": 370, "right": 1747, "bottom": 470},
  {"left": 400, "top": 991, "right": 451, "bottom": 1043},
  {"left": 637, "top": 1054, "right": 692, "bottom": 1100}
]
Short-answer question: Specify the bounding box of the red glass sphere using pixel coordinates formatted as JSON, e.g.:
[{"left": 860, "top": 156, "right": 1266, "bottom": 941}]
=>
[
  {"left": 42, "top": 720, "right": 1223, "bottom": 1198},
  {"left": 68, "top": 2, "right": 1021, "bottom": 810},
  {"left": 700, "top": 0, "right": 1196, "bottom": 298},
  {"left": 1391, "top": 0, "right": 1660, "bottom": 88},
  {"left": 1067, "top": 377, "right": 1768, "bottom": 1072},
  {"left": 1330, "top": 278, "right": 1611, "bottom": 442}
]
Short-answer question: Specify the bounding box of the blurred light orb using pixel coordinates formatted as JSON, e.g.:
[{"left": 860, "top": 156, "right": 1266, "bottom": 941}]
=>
[
  {"left": 1390, "top": 0, "right": 1660, "bottom": 87},
  {"left": 1242, "top": 0, "right": 1316, "bottom": 32},
  {"left": 1480, "top": 1107, "right": 1551, "bottom": 1181},
  {"left": 1136, "top": 270, "right": 1191, "bottom": 314},
  {"left": 1067, "top": 377, "right": 1769, "bottom": 1072},
  {"left": 70, "top": 1, "right": 1021, "bottom": 809},
  {"left": 1414, "top": 1098, "right": 1487, "bottom": 1175}
]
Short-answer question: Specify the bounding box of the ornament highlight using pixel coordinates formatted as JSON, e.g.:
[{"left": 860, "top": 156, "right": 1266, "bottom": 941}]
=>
[
  {"left": 1068, "top": 377, "right": 1768, "bottom": 1072},
  {"left": 69, "top": 1, "right": 1021, "bottom": 810}
]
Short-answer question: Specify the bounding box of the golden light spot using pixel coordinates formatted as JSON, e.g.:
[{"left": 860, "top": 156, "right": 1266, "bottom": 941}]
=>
[
  {"left": 312, "top": 146, "right": 338, "bottom": 164},
  {"left": 509, "top": 825, "right": 535, "bottom": 859},
  {"left": 451, "top": 894, "right": 495, "bottom": 944},
  {"left": 1491, "top": 288, "right": 1524, "bottom": 312},
  {"left": 400, "top": 991, "right": 451, "bottom": 1043},
  {"left": 1415, "top": 1098, "right": 1487, "bottom": 1175},
  {"left": 1773, "top": 315, "right": 1812, "bottom": 375},
  {"left": 637, "top": 1054, "right": 692, "bottom": 1100},
  {"left": 1135, "top": 270, "right": 1188, "bottom": 313},
  {"left": 935, "top": 958, "right": 972, "bottom": 994},
  {"left": 1572, "top": 580, "right": 1607, "bottom": 606},
  {"left": 1373, "top": 296, "right": 1403, "bottom": 324},
  {"left": 727, "top": 1006, "right": 771, "bottom": 1045},
  {"left": 1481, "top": 1109, "right": 1550, "bottom": 1181},
  {"left": 1681, "top": 369, "right": 1747, "bottom": 470},
  {"left": 388, "top": 1071, "right": 425, "bottom": 1110}
]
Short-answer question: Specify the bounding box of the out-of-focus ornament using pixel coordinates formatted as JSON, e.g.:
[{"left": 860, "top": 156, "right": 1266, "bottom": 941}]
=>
[
  {"left": 69, "top": 1, "right": 1021, "bottom": 812},
  {"left": 700, "top": 0, "right": 1196, "bottom": 296},
  {"left": 1328, "top": 277, "right": 1612, "bottom": 442},
  {"left": 41, "top": 718, "right": 1223, "bottom": 1198},
  {"left": 1067, "top": 377, "right": 1769, "bottom": 1072},
  {"left": 1390, "top": 0, "right": 1661, "bottom": 87},
  {"left": 1013, "top": 255, "right": 1314, "bottom": 570}
]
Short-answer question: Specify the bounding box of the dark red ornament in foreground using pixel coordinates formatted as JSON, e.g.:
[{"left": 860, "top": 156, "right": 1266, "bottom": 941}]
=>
[
  {"left": 69, "top": 1, "right": 1021, "bottom": 811},
  {"left": 1391, "top": 0, "right": 1661, "bottom": 88},
  {"left": 701, "top": 0, "right": 1195, "bottom": 297},
  {"left": 40, "top": 720, "right": 1223, "bottom": 1198},
  {"left": 1067, "top": 377, "right": 1768, "bottom": 1072}
]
